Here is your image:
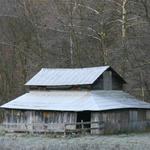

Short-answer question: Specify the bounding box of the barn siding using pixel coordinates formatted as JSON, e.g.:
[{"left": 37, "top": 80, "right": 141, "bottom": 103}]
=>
[
  {"left": 91, "top": 76, "right": 103, "bottom": 90},
  {"left": 91, "top": 112, "right": 101, "bottom": 134},
  {"left": 92, "top": 70, "right": 123, "bottom": 90},
  {"left": 146, "top": 110, "right": 150, "bottom": 120},
  {"left": 112, "top": 72, "right": 123, "bottom": 90},
  {"left": 3, "top": 109, "right": 150, "bottom": 134},
  {"left": 103, "top": 71, "right": 112, "bottom": 90},
  {"left": 4, "top": 110, "right": 77, "bottom": 132},
  {"left": 91, "top": 109, "right": 150, "bottom": 134}
]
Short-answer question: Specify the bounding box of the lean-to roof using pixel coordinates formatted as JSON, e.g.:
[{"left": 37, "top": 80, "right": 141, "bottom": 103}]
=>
[{"left": 1, "top": 90, "right": 150, "bottom": 111}]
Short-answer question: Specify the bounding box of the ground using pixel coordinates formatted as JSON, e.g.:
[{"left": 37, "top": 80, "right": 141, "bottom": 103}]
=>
[{"left": 0, "top": 132, "right": 150, "bottom": 150}]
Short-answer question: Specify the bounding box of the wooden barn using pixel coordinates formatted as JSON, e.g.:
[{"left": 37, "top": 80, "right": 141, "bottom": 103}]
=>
[{"left": 1, "top": 66, "right": 150, "bottom": 134}]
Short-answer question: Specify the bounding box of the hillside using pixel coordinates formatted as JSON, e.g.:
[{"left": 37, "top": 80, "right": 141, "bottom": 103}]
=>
[{"left": 0, "top": 0, "right": 150, "bottom": 106}]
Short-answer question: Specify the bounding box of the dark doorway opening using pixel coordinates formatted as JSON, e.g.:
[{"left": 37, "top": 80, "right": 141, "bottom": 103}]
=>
[{"left": 77, "top": 111, "right": 91, "bottom": 129}]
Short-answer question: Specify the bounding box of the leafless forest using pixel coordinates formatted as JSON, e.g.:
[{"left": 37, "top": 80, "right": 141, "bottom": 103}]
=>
[{"left": 0, "top": 0, "right": 150, "bottom": 104}]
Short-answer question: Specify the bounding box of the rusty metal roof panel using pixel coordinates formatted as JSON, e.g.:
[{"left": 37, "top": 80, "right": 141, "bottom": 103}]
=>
[
  {"left": 1, "top": 91, "right": 150, "bottom": 111},
  {"left": 25, "top": 66, "right": 110, "bottom": 86}
]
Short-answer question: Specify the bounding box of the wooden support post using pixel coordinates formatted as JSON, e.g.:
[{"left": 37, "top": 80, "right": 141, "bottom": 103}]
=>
[
  {"left": 81, "top": 120, "right": 84, "bottom": 134},
  {"left": 64, "top": 124, "right": 66, "bottom": 137}
]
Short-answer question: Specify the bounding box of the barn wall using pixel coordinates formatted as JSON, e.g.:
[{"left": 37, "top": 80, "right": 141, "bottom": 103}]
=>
[
  {"left": 112, "top": 72, "right": 123, "bottom": 90},
  {"left": 91, "top": 76, "right": 103, "bottom": 90},
  {"left": 103, "top": 71, "right": 112, "bottom": 90},
  {"left": 146, "top": 110, "right": 150, "bottom": 120},
  {"left": 91, "top": 109, "right": 150, "bottom": 134},
  {"left": 4, "top": 109, "right": 150, "bottom": 134},
  {"left": 92, "top": 70, "right": 123, "bottom": 90},
  {"left": 4, "top": 109, "right": 77, "bottom": 132}
]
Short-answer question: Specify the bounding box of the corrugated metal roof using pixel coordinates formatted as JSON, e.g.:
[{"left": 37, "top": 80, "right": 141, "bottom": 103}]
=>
[
  {"left": 1, "top": 90, "right": 150, "bottom": 111},
  {"left": 25, "top": 66, "right": 110, "bottom": 86}
]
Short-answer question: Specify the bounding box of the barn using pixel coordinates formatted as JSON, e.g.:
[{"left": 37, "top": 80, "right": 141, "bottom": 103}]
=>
[{"left": 1, "top": 66, "right": 150, "bottom": 134}]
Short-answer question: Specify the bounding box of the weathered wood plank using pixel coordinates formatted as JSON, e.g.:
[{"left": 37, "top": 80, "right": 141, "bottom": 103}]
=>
[{"left": 103, "top": 71, "right": 112, "bottom": 90}]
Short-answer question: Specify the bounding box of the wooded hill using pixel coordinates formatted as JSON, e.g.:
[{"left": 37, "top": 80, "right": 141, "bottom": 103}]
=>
[{"left": 0, "top": 0, "right": 149, "bottom": 103}]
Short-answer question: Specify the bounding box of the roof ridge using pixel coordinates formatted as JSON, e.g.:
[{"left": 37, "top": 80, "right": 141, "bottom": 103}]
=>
[{"left": 41, "top": 66, "right": 110, "bottom": 70}]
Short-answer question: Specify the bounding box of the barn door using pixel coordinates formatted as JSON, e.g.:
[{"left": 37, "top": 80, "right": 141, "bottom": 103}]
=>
[{"left": 77, "top": 111, "right": 91, "bottom": 130}]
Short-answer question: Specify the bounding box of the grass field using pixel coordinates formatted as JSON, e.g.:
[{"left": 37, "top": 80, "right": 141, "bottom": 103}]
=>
[{"left": 0, "top": 132, "right": 150, "bottom": 150}]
